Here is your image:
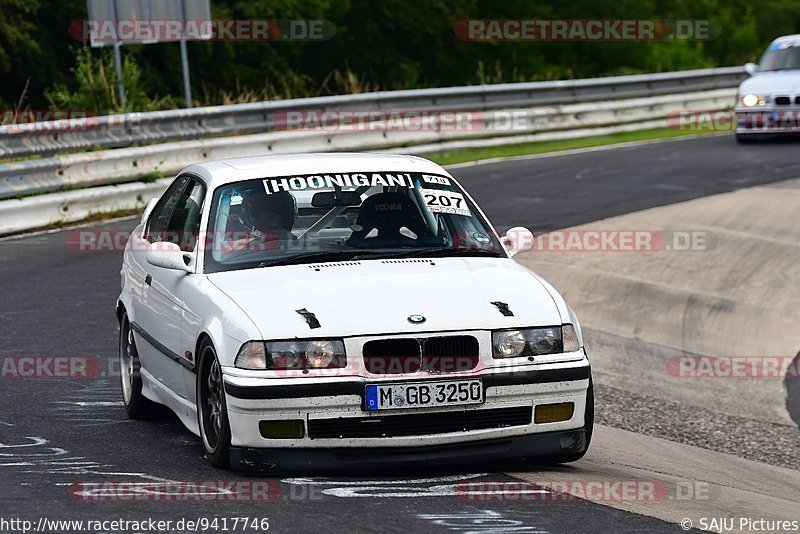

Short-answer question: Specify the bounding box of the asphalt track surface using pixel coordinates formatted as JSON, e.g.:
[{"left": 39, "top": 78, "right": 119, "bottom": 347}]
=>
[{"left": 1, "top": 134, "right": 799, "bottom": 533}]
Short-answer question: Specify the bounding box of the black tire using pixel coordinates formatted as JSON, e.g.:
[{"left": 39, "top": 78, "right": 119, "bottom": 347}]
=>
[
  {"left": 785, "top": 351, "right": 800, "bottom": 427},
  {"left": 119, "top": 311, "right": 160, "bottom": 419},
  {"left": 735, "top": 133, "right": 774, "bottom": 143},
  {"left": 197, "top": 340, "right": 232, "bottom": 469}
]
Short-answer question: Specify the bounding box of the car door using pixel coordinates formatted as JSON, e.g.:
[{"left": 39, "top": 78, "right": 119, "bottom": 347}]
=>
[
  {"left": 127, "top": 175, "right": 189, "bottom": 382},
  {"left": 132, "top": 175, "right": 205, "bottom": 400}
]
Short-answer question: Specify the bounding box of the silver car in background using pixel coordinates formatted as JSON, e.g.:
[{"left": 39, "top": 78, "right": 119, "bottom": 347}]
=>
[{"left": 735, "top": 34, "right": 800, "bottom": 142}]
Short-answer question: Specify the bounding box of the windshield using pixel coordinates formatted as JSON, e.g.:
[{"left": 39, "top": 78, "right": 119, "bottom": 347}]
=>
[
  {"left": 203, "top": 171, "right": 506, "bottom": 273},
  {"left": 759, "top": 42, "right": 800, "bottom": 71}
]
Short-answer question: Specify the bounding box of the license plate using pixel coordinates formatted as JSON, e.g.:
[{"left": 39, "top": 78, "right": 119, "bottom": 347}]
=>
[{"left": 365, "top": 379, "right": 483, "bottom": 411}]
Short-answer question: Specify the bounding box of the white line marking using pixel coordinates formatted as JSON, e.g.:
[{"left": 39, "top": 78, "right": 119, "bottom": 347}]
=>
[
  {"left": 417, "top": 510, "right": 549, "bottom": 533},
  {"left": 0, "top": 426, "right": 175, "bottom": 483},
  {"left": 0, "top": 437, "right": 48, "bottom": 448},
  {"left": 42, "top": 461, "right": 98, "bottom": 466},
  {"left": 52, "top": 473, "right": 177, "bottom": 484},
  {"left": 283, "top": 474, "right": 547, "bottom": 499},
  {"left": 54, "top": 401, "right": 123, "bottom": 407},
  {"left": 0, "top": 447, "right": 68, "bottom": 458},
  {"left": 322, "top": 484, "right": 550, "bottom": 498}
]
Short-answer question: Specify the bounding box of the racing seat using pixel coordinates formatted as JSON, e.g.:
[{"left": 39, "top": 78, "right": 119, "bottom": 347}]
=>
[
  {"left": 242, "top": 190, "right": 298, "bottom": 240},
  {"left": 346, "top": 192, "right": 439, "bottom": 248}
]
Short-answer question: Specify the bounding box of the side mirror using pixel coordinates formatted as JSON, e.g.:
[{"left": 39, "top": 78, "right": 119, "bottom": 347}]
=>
[
  {"left": 744, "top": 62, "right": 759, "bottom": 76},
  {"left": 146, "top": 242, "right": 194, "bottom": 273},
  {"left": 501, "top": 226, "right": 535, "bottom": 257},
  {"left": 141, "top": 198, "right": 159, "bottom": 225}
]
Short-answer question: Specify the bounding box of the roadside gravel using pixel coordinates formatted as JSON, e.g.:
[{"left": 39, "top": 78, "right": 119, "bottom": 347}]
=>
[{"left": 595, "top": 383, "right": 800, "bottom": 470}]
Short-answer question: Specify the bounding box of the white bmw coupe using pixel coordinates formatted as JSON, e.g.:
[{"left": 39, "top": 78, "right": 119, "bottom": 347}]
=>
[
  {"left": 116, "top": 153, "right": 593, "bottom": 471},
  {"left": 735, "top": 34, "right": 800, "bottom": 142}
]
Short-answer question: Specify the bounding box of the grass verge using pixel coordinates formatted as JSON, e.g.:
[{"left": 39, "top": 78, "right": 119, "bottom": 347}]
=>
[{"left": 427, "top": 128, "right": 723, "bottom": 166}]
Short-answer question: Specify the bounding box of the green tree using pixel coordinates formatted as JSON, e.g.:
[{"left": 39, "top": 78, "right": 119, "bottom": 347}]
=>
[
  {"left": 2, "top": 0, "right": 800, "bottom": 113},
  {"left": 47, "top": 46, "right": 174, "bottom": 114}
]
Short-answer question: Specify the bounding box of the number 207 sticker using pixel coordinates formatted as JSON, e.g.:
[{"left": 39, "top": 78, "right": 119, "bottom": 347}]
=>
[{"left": 420, "top": 188, "right": 472, "bottom": 217}]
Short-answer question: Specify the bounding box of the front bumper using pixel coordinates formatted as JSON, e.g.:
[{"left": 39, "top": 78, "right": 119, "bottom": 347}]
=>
[
  {"left": 734, "top": 107, "right": 800, "bottom": 134},
  {"left": 230, "top": 428, "right": 588, "bottom": 473},
  {"left": 222, "top": 358, "right": 591, "bottom": 454}
]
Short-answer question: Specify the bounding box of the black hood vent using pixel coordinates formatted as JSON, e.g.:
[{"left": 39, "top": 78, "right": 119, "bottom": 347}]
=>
[
  {"left": 490, "top": 301, "right": 514, "bottom": 317},
  {"left": 296, "top": 308, "right": 321, "bottom": 329}
]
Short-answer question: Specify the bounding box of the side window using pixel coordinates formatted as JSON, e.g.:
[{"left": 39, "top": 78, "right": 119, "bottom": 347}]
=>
[
  {"left": 167, "top": 180, "right": 206, "bottom": 252},
  {"left": 146, "top": 176, "right": 190, "bottom": 243}
]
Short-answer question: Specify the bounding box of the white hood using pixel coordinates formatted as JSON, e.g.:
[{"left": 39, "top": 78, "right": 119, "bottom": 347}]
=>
[
  {"left": 208, "top": 258, "right": 563, "bottom": 339},
  {"left": 738, "top": 70, "right": 800, "bottom": 95}
]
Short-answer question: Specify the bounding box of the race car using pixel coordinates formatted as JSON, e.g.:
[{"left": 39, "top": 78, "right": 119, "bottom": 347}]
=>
[
  {"left": 735, "top": 34, "right": 800, "bottom": 142},
  {"left": 116, "top": 153, "right": 593, "bottom": 471}
]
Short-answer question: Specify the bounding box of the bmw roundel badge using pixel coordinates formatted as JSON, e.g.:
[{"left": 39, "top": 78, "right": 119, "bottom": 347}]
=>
[{"left": 407, "top": 314, "right": 426, "bottom": 324}]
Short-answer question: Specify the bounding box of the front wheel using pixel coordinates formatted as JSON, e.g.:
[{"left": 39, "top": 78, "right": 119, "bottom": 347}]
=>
[
  {"left": 197, "top": 340, "right": 232, "bottom": 469},
  {"left": 119, "top": 311, "right": 160, "bottom": 419},
  {"left": 735, "top": 132, "right": 774, "bottom": 143}
]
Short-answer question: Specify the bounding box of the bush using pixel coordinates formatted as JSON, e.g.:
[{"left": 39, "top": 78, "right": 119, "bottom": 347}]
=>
[{"left": 47, "top": 46, "right": 175, "bottom": 114}]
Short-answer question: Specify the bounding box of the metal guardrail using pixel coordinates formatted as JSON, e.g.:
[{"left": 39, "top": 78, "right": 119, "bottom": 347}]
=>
[
  {"left": 0, "top": 88, "right": 737, "bottom": 200},
  {"left": 0, "top": 66, "right": 745, "bottom": 160},
  {"left": 0, "top": 87, "right": 738, "bottom": 236},
  {"left": 0, "top": 179, "right": 171, "bottom": 236},
  {"left": 0, "top": 67, "right": 747, "bottom": 234}
]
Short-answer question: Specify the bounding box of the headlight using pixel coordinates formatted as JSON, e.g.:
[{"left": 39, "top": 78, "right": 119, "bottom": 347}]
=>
[
  {"left": 492, "top": 325, "right": 581, "bottom": 359},
  {"left": 493, "top": 330, "right": 527, "bottom": 358},
  {"left": 740, "top": 93, "right": 767, "bottom": 107},
  {"left": 235, "top": 340, "right": 346, "bottom": 370},
  {"left": 305, "top": 340, "right": 344, "bottom": 369},
  {"left": 267, "top": 341, "right": 309, "bottom": 370}
]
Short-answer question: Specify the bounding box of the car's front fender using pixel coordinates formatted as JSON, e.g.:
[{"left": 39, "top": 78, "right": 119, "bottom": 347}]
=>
[{"left": 181, "top": 274, "right": 263, "bottom": 370}]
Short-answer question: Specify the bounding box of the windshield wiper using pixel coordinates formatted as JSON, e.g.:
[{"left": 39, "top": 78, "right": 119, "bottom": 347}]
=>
[
  {"left": 257, "top": 251, "right": 359, "bottom": 268},
  {"left": 354, "top": 247, "right": 505, "bottom": 261}
]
